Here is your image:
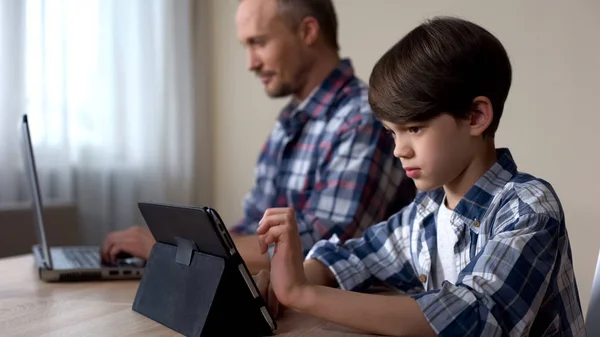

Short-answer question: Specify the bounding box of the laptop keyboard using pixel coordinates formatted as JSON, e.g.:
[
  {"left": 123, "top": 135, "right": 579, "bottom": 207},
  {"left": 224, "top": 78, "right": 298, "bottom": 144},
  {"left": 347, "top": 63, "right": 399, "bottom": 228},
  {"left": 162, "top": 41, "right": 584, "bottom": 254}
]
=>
[{"left": 61, "top": 247, "right": 100, "bottom": 268}]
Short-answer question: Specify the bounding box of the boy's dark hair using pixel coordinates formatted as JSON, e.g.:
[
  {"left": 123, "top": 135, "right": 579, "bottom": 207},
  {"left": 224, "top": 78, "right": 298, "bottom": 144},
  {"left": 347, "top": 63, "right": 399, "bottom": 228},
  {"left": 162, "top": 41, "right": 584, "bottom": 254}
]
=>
[
  {"left": 368, "top": 17, "right": 512, "bottom": 137},
  {"left": 277, "top": 0, "right": 339, "bottom": 51}
]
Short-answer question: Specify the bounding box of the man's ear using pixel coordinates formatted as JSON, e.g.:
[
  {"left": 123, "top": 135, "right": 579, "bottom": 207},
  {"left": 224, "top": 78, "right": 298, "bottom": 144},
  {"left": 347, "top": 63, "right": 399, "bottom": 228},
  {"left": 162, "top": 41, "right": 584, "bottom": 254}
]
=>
[
  {"left": 468, "top": 96, "right": 494, "bottom": 137},
  {"left": 297, "top": 16, "right": 319, "bottom": 46}
]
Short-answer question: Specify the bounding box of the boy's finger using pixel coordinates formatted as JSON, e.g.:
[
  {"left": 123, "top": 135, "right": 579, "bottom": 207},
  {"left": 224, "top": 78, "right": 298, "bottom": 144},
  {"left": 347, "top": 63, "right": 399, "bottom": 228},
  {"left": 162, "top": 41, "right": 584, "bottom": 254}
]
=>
[
  {"left": 253, "top": 270, "right": 267, "bottom": 290},
  {"left": 257, "top": 213, "right": 291, "bottom": 234},
  {"left": 261, "top": 225, "right": 290, "bottom": 247},
  {"left": 263, "top": 207, "right": 292, "bottom": 219},
  {"left": 257, "top": 234, "right": 268, "bottom": 254}
]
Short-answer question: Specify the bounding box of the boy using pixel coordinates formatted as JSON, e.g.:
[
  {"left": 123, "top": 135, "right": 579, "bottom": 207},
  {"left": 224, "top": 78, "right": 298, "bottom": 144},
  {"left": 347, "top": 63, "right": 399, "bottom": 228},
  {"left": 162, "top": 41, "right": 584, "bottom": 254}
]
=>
[{"left": 254, "top": 16, "right": 586, "bottom": 336}]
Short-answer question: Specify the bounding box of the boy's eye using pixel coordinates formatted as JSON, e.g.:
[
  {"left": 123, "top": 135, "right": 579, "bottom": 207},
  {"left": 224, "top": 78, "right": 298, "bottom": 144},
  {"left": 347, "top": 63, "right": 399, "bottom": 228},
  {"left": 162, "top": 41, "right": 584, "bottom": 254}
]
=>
[
  {"left": 407, "top": 126, "right": 422, "bottom": 134},
  {"left": 384, "top": 128, "right": 395, "bottom": 138}
]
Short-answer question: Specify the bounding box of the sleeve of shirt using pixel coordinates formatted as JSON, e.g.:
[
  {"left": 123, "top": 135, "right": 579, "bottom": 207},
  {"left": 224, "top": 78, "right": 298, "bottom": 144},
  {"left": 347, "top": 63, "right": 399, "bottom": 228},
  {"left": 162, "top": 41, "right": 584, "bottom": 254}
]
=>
[
  {"left": 230, "top": 188, "right": 261, "bottom": 235},
  {"left": 229, "top": 137, "right": 273, "bottom": 235},
  {"left": 295, "top": 116, "right": 397, "bottom": 256},
  {"left": 305, "top": 203, "right": 423, "bottom": 293},
  {"left": 411, "top": 213, "right": 563, "bottom": 336}
]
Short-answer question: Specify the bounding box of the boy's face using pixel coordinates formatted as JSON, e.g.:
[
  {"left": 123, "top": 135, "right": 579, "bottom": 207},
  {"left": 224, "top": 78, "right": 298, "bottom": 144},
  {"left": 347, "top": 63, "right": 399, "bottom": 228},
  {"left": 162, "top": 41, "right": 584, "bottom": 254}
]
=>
[{"left": 382, "top": 114, "right": 476, "bottom": 192}]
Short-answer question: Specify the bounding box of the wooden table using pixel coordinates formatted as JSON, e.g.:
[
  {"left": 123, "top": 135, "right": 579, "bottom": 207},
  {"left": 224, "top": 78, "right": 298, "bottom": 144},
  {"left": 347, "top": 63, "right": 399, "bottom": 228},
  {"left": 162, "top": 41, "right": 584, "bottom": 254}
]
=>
[{"left": 0, "top": 254, "right": 377, "bottom": 336}]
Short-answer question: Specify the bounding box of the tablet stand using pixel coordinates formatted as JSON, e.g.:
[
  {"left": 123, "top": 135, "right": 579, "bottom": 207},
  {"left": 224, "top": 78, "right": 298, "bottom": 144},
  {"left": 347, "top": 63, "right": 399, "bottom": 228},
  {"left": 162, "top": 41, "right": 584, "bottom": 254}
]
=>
[{"left": 132, "top": 238, "right": 274, "bottom": 337}]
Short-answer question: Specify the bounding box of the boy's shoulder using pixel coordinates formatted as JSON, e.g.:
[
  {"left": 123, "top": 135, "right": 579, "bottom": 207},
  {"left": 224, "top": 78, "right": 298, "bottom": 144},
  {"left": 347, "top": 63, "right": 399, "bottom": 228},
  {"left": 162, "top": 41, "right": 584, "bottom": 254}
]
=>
[
  {"left": 411, "top": 149, "right": 564, "bottom": 227},
  {"left": 501, "top": 171, "right": 563, "bottom": 222}
]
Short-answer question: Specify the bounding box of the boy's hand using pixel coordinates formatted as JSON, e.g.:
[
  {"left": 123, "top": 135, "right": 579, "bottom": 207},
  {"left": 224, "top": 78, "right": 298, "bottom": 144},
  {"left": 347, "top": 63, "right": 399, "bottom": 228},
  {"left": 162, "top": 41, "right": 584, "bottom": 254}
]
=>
[
  {"left": 256, "top": 207, "right": 310, "bottom": 309},
  {"left": 252, "top": 270, "right": 281, "bottom": 317}
]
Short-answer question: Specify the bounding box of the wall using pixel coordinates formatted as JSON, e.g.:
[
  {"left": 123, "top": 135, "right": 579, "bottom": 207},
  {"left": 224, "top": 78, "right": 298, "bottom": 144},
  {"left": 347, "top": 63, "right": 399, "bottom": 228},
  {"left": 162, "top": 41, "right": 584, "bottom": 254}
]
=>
[{"left": 208, "top": 0, "right": 600, "bottom": 313}]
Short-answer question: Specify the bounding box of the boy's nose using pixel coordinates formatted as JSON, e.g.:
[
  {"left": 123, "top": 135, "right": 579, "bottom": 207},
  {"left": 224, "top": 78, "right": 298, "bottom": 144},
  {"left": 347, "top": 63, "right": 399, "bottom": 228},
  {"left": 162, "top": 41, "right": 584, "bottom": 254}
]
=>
[{"left": 394, "top": 142, "right": 414, "bottom": 159}]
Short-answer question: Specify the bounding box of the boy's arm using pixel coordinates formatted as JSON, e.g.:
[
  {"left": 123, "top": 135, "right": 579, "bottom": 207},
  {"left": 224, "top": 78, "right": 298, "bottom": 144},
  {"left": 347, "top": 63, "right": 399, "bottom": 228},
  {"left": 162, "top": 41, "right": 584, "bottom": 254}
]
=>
[
  {"left": 303, "top": 258, "right": 337, "bottom": 287},
  {"left": 298, "top": 284, "right": 436, "bottom": 337},
  {"left": 299, "top": 259, "right": 436, "bottom": 336},
  {"left": 257, "top": 206, "right": 437, "bottom": 337},
  {"left": 302, "top": 212, "right": 573, "bottom": 337},
  {"left": 305, "top": 201, "right": 423, "bottom": 293}
]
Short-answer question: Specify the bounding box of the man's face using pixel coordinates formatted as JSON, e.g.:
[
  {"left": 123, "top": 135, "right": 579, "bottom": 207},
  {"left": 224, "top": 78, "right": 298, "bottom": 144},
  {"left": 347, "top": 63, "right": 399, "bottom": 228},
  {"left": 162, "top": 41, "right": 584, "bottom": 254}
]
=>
[{"left": 236, "top": 0, "right": 310, "bottom": 98}]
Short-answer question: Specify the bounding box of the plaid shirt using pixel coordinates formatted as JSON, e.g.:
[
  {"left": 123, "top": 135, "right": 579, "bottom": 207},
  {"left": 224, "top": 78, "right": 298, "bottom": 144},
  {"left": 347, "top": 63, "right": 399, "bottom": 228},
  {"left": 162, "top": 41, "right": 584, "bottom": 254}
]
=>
[
  {"left": 231, "top": 59, "right": 412, "bottom": 256},
  {"left": 307, "top": 149, "right": 586, "bottom": 336}
]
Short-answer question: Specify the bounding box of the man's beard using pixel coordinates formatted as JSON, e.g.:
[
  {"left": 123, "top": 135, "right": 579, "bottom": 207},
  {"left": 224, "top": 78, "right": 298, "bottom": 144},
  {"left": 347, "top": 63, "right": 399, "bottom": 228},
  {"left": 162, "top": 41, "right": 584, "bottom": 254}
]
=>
[{"left": 266, "top": 81, "right": 294, "bottom": 98}]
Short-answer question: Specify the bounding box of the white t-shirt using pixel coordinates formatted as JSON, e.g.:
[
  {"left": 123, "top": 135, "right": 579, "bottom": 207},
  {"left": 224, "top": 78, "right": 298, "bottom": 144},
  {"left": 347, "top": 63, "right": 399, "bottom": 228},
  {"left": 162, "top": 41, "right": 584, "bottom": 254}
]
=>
[{"left": 429, "top": 197, "right": 459, "bottom": 290}]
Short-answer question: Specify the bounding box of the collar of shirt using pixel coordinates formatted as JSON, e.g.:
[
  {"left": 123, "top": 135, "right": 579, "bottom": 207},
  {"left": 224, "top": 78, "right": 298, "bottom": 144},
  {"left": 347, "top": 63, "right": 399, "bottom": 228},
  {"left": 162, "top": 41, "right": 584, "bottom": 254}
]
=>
[
  {"left": 278, "top": 58, "right": 356, "bottom": 136},
  {"left": 417, "top": 148, "right": 518, "bottom": 237}
]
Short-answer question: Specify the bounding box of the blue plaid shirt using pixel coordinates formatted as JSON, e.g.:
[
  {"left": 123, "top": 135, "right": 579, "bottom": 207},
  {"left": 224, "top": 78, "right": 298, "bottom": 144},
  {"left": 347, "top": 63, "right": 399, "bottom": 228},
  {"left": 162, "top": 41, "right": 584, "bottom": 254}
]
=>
[
  {"left": 307, "top": 149, "right": 585, "bottom": 336},
  {"left": 231, "top": 59, "right": 413, "bottom": 256}
]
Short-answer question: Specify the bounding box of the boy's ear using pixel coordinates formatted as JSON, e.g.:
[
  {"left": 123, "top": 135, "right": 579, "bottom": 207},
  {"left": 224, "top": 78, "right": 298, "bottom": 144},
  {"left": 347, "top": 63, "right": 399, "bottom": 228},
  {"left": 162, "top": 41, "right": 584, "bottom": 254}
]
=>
[{"left": 468, "top": 96, "right": 494, "bottom": 137}]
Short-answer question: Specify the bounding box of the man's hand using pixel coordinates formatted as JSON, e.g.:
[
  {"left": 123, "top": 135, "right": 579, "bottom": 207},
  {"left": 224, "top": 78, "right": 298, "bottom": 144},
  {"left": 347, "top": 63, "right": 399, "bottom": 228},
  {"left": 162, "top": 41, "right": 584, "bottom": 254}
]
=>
[
  {"left": 256, "top": 207, "right": 310, "bottom": 309},
  {"left": 101, "top": 226, "right": 155, "bottom": 264}
]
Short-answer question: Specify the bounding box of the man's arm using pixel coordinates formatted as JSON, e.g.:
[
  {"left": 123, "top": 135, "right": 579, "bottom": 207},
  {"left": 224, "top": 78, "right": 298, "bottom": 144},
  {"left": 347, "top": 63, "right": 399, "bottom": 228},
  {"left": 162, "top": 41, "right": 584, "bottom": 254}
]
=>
[
  {"left": 294, "top": 116, "right": 408, "bottom": 255},
  {"left": 232, "top": 113, "right": 410, "bottom": 263},
  {"left": 100, "top": 226, "right": 155, "bottom": 263},
  {"left": 229, "top": 126, "right": 278, "bottom": 236},
  {"left": 227, "top": 127, "right": 276, "bottom": 273}
]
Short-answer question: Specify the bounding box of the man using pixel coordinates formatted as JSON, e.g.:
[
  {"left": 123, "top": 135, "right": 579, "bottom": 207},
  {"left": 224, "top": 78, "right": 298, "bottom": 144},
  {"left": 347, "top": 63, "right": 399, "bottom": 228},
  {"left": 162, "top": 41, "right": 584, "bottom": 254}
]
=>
[{"left": 101, "top": 0, "right": 414, "bottom": 273}]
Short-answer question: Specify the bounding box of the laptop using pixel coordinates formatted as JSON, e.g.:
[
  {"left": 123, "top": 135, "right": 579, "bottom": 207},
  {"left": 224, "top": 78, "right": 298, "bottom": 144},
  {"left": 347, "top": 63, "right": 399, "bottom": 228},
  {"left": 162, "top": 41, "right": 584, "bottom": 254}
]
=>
[
  {"left": 21, "top": 114, "right": 145, "bottom": 281},
  {"left": 586, "top": 249, "right": 600, "bottom": 335}
]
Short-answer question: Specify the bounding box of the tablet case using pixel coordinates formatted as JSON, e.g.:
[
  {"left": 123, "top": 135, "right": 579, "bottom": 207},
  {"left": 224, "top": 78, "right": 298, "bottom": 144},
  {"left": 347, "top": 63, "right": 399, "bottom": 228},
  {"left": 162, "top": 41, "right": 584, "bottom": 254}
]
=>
[{"left": 132, "top": 236, "right": 275, "bottom": 336}]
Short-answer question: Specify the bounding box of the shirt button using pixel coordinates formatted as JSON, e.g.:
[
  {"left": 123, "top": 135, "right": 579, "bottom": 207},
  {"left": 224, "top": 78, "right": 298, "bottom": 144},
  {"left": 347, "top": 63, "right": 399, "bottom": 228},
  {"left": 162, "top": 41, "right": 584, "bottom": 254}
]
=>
[
  {"left": 473, "top": 220, "right": 480, "bottom": 228},
  {"left": 419, "top": 274, "right": 427, "bottom": 283}
]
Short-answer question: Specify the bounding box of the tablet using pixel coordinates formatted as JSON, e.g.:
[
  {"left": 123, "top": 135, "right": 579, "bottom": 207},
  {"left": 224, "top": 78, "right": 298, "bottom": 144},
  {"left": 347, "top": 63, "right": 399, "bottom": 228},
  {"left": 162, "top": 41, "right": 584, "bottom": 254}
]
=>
[{"left": 137, "top": 202, "right": 277, "bottom": 335}]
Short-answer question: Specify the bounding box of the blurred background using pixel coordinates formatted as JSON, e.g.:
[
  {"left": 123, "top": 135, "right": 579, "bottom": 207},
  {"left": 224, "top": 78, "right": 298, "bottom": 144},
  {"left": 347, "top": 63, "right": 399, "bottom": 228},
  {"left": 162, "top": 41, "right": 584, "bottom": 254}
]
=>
[{"left": 0, "top": 0, "right": 598, "bottom": 313}]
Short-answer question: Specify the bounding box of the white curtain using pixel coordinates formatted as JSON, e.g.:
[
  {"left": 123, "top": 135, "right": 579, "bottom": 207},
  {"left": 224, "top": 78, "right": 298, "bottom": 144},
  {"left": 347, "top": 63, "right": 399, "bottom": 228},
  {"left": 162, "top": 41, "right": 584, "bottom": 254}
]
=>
[{"left": 0, "top": 0, "right": 208, "bottom": 244}]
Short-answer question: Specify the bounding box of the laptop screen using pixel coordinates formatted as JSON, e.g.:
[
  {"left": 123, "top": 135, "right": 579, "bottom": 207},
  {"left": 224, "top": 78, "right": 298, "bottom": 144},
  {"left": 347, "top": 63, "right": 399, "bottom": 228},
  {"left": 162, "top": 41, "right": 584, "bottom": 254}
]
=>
[{"left": 20, "top": 114, "right": 53, "bottom": 269}]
